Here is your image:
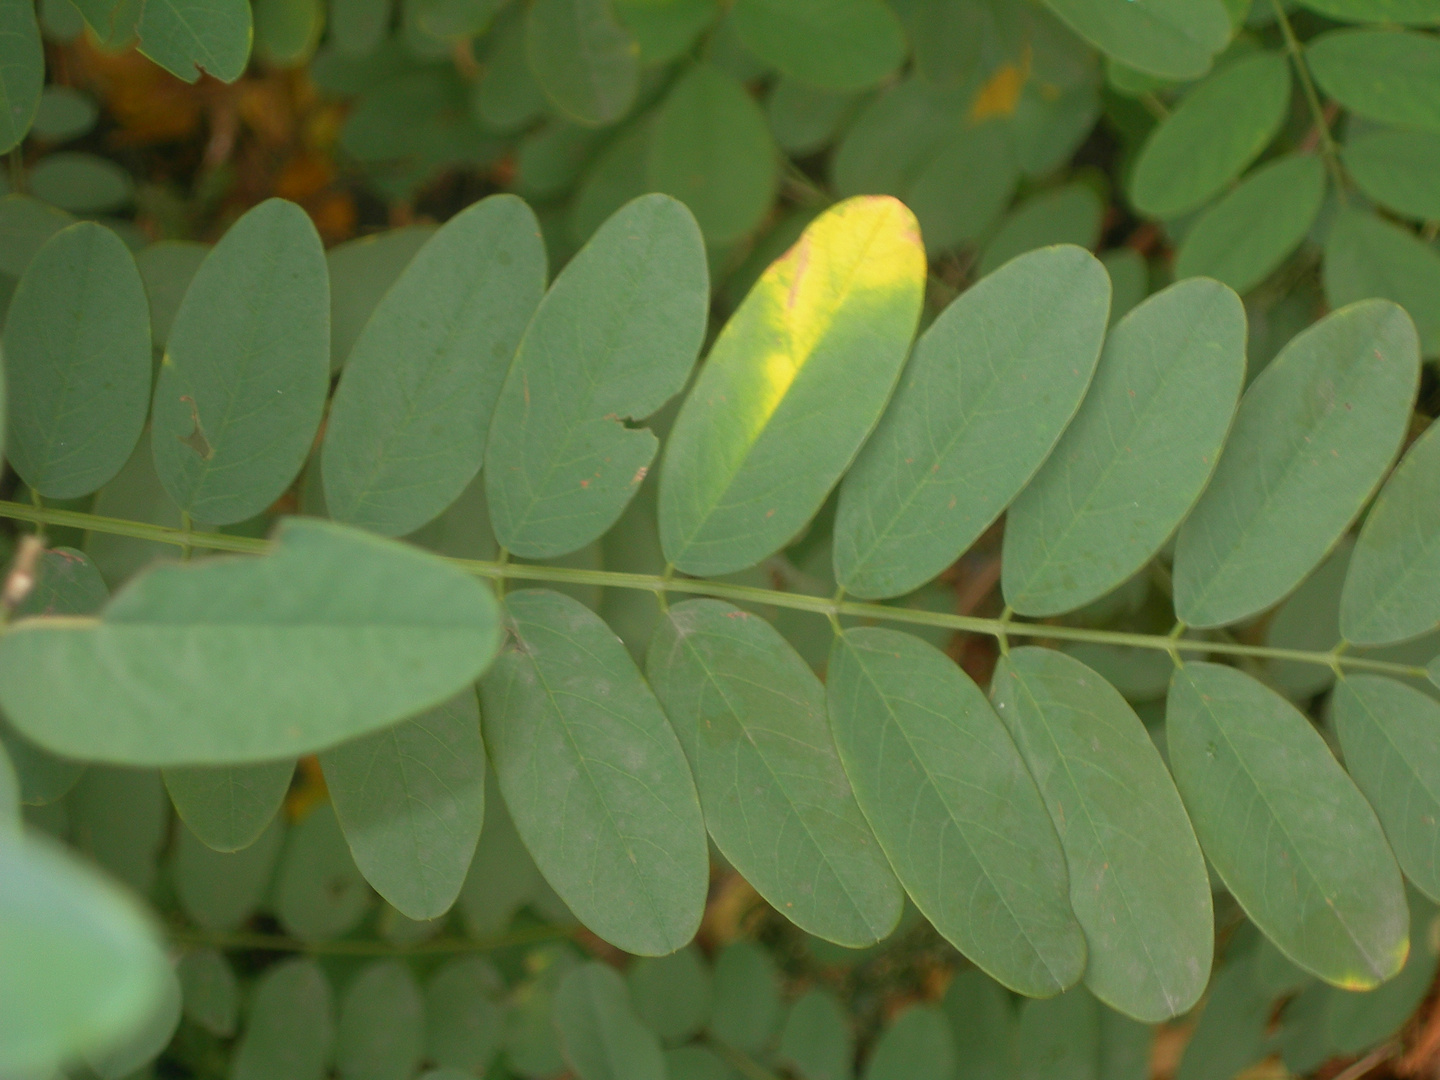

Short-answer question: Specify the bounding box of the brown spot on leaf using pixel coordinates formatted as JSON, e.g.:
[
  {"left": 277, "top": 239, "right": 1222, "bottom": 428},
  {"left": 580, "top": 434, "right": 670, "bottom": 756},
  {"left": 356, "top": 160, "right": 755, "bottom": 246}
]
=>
[{"left": 176, "top": 396, "right": 214, "bottom": 460}]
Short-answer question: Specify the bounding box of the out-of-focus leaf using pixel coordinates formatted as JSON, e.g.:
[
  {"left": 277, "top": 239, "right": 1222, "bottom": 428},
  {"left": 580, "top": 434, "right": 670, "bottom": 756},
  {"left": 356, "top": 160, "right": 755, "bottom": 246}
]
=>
[
  {"left": 29, "top": 152, "right": 133, "bottom": 213},
  {"left": 177, "top": 947, "right": 237, "bottom": 1037},
  {"left": 779, "top": 988, "right": 851, "bottom": 1080},
  {"left": 336, "top": 961, "right": 425, "bottom": 1080},
  {"left": 163, "top": 760, "right": 292, "bottom": 853},
  {"left": 1325, "top": 207, "right": 1440, "bottom": 357},
  {"left": 863, "top": 1005, "right": 955, "bottom": 1080},
  {"left": 628, "top": 945, "right": 712, "bottom": 1045},
  {"left": 135, "top": 241, "right": 207, "bottom": 351},
  {"left": 526, "top": 0, "right": 639, "bottom": 126},
  {"left": 230, "top": 959, "right": 334, "bottom": 1080},
  {"left": 137, "top": 0, "right": 251, "bottom": 82},
  {"left": 172, "top": 816, "right": 283, "bottom": 929},
  {"left": 1037, "top": 0, "right": 1230, "bottom": 80},
  {"left": 977, "top": 184, "right": 1104, "bottom": 278},
  {"left": 732, "top": 0, "right": 904, "bottom": 90},
  {"left": 274, "top": 803, "right": 373, "bottom": 941},
  {"left": 555, "top": 962, "right": 666, "bottom": 1080},
  {"left": 1308, "top": 28, "right": 1440, "bottom": 135},
  {"left": 709, "top": 942, "right": 781, "bottom": 1053},
  {"left": 1342, "top": 128, "right": 1440, "bottom": 222},
  {"left": 0, "top": 0, "right": 42, "bottom": 153},
  {"left": 425, "top": 957, "right": 505, "bottom": 1073}
]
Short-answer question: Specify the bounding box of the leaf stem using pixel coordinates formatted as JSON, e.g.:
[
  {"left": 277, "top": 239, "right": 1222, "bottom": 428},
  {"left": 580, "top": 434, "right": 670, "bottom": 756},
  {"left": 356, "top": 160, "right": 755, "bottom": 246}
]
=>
[
  {"left": 1271, "top": 0, "right": 1348, "bottom": 202},
  {"left": 0, "top": 500, "right": 1430, "bottom": 681}
]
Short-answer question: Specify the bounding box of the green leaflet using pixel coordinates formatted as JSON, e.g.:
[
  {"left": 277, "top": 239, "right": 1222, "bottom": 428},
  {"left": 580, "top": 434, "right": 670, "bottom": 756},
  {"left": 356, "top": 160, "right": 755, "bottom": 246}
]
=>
[
  {"left": 1333, "top": 677, "right": 1440, "bottom": 903},
  {"left": 1167, "top": 662, "right": 1409, "bottom": 989},
  {"left": 136, "top": 240, "right": 207, "bottom": 351},
  {"left": 0, "top": 518, "right": 502, "bottom": 765},
  {"left": 487, "top": 194, "right": 708, "bottom": 559},
  {"left": 992, "top": 648, "right": 1212, "bottom": 1021},
  {"left": 336, "top": 961, "right": 425, "bottom": 1080},
  {"left": 32, "top": 85, "right": 99, "bottom": 141},
  {"left": 1172, "top": 961, "right": 1270, "bottom": 1080},
  {"left": 0, "top": 193, "right": 74, "bottom": 277},
  {"left": 474, "top": 6, "right": 546, "bottom": 131},
  {"left": 863, "top": 1005, "right": 955, "bottom": 1080},
  {"left": 322, "top": 195, "right": 546, "bottom": 537},
  {"left": 526, "top": 0, "right": 639, "bottom": 127},
  {"left": 0, "top": 0, "right": 43, "bottom": 154},
  {"left": 231, "top": 959, "right": 335, "bottom": 1080},
  {"left": 646, "top": 63, "right": 777, "bottom": 245},
  {"left": 1003, "top": 278, "right": 1246, "bottom": 617},
  {"left": 1343, "top": 128, "right": 1440, "bottom": 223},
  {"left": 1341, "top": 418, "right": 1440, "bottom": 645},
  {"left": 254, "top": 0, "right": 322, "bottom": 66},
  {"left": 163, "top": 759, "right": 294, "bottom": 851},
  {"left": 1173, "top": 155, "right": 1326, "bottom": 295},
  {"left": 1308, "top": 29, "right": 1440, "bottom": 135},
  {"left": 614, "top": 0, "right": 715, "bottom": 64},
  {"left": 0, "top": 832, "right": 170, "bottom": 1078},
  {"left": 1173, "top": 300, "right": 1419, "bottom": 628},
  {"left": 1326, "top": 892, "right": 1440, "bottom": 1054},
  {"left": 29, "top": 152, "right": 133, "bottom": 214},
  {"left": 628, "top": 946, "right": 712, "bottom": 1044},
  {"left": 177, "top": 947, "right": 238, "bottom": 1037},
  {"left": 1037, "top": 0, "right": 1230, "bottom": 80},
  {"left": 425, "top": 957, "right": 506, "bottom": 1073},
  {"left": 659, "top": 195, "right": 925, "bottom": 577},
  {"left": 1300, "top": 0, "right": 1440, "bottom": 21},
  {"left": 320, "top": 690, "right": 486, "bottom": 921},
  {"left": 68, "top": 766, "right": 169, "bottom": 896},
  {"left": 151, "top": 198, "right": 329, "bottom": 526},
  {"left": 555, "top": 963, "right": 666, "bottom": 1080},
  {"left": 329, "top": 0, "right": 389, "bottom": 54},
  {"left": 570, "top": 121, "right": 651, "bottom": 246},
  {"left": 3, "top": 223, "right": 151, "bottom": 499},
  {"left": 137, "top": 0, "right": 252, "bottom": 81},
  {"left": 709, "top": 941, "right": 780, "bottom": 1052},
  {"left": 647, "top": 600, "right": 903, "bottom": 947},
  {"left": 1324, "top": 208, "right": 1440, "bottom": 358},
  {"left": 942, "top": 969, "right": 1016, "bottom": 1080},
  {"left": 826, "top": 628, "right": 1086, "bottom": 997},
  {"left": 779, "top": 989, "right": 851, "bottom": 1080},
  {"left": 834, "top": 244, "right": 1108, "bottom": 600},
  {"left": 731, "top": 0, "right": 905, "bottom": 91},
  {"left": 1128, "top": 51, "right": 1291, "bottom": 218},
  {"left": 767, "top": 77, "right": 860, "bottom": 157},
  {"left": 172, "top": 816, "right": 284, "bottom": 930},
  {"left": 326, "top": 225, "right": 435, "bottom": 371},
  {"left": 977, "top": 184, "right": 1104, "bottom": 279},
  {"left": 1266, "top": 540, "right": 1351, "bottom": 700},
  {"left": 479, "top": 588, "right": 708, "bottom": 955},
  {"left": 457, "top": 770, "right": 567, "bottom": 937},
  {"left": 0, "top": 745, "right": 15, "bottom": 830},
  {"left": 85, "top": 959, "right": 181, "bottom": 1080},
  {"left": 1015, "top": 988, "right": 1150, "bottom": 1080},
  {"left": 275, "top": 802, "right": 373, "bottom": 940}
]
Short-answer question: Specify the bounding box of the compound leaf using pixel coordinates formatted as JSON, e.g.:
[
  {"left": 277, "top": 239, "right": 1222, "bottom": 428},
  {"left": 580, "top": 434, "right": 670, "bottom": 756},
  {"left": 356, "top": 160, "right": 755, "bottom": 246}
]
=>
[
  {"left": 322, "top": 195, "right": 546, "bottom": 537},
  {"left": 320, "top": 690, "right": 487, "bottom": 921},
  {"left": 487, "top": 194, "right": 708, "bottom": 559},
  {"left": 1173, "top": 154, "right": 1327, "bottom": 295},
  {"left": 1129, "top": 51, "right": 1292, "bottom": 218},
  {"left": 151, "top": 198, "right": 329, "bottom": 526},
  {"left": 1174, "top": 300, "right": 1419, "bottom": 628},
  {"left": 1167, "top": 662, "right": 1409, "bottom": 988},
  {"left": 0, "top": 518, "right": 502, "bottom": 765},
  {"left": 659, "top": 195, "right": 925, "bottom": 577},
  {"left": 992, "top": 647, "right": 1213, "bottom": 1021},
  {"left": 834, "top": 244, "right": 1109, "bottom": 600},
  {"left": 648, "top": 599, "right": 903, "bottom": 947},
  {"left": 1333, "top": 676, "right": 1440, "bottom": 903},
  {"left": 479, "top": 588, "right": 708, "bottom": 955},
  {"left": 1003, "top": 278, "right": 1245, "bottom": 616},
  {"left": 3, "top": 222, "right": 151, "bottom": 500},
  {"left": 827, "top": 627, "right": 1087, "bottom": 997},
  {"left": 1341, "top": 418, "right": 1440, "bottom": 645}
]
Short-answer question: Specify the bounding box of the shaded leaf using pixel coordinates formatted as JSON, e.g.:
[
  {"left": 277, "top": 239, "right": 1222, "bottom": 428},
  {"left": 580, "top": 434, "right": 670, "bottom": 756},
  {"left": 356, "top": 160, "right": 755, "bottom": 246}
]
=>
[
  {"left": 1308, "top": 28, "right": 1440, "bottom": 135},
  {"left": 336, "top": 961, "right": 425, "bottom": 1080},
  {"left": 1167, "top": 662, "right": 1409, "bottom": 988},
  {"left": 1327, "top": 891, "right": 1440, "bottom": 1053},
  {"left": 828, "top": 628, "right": 1086, "bottom": 996},
  {"left": 835, "top": 244, "right": 1108, "bottom": 600},
  {"left": 1342, "top": 128, "right": 1440, "bottom": 222},
  {"left": 177, "top": 947, "right": 237, "bottom": 1038},
  {"left": 779, "top": 988, "right": 852, "bottom": 1080},
  {"left": 1172, "top": 961, "right": 1269, "bottom": 1080},
  {"left": 275, "top": 803, "right": 374, "bottom": 941},
  {"left": 555, "top": 962, "right": 666, "bottom": 1080},
  {"left": 0, "top": 0, "right": 43, "bottom": 154},
  {"left": 172, "top": 816, "right": 283, "bottom": 930},
  {"left": 480, "top": 588, "right": 708, "bottom": 955},
  {"left": 322, "top": 196, "right": 546, "bottom": 537},
  {"left": 1325, "top": 207, "right": 1440, "bottom": 358},
  {"left": 320, "top": 690, "right": 486, "bottom": 921},
  {"left": 163, "top": 760, "right": 294, "bottom": 852},
  {"left": 136, "top": 240, "right": 207, "bottom": 351},
  {"left": 863, "top": 1005, "right": 954, "bottom": 1080},
  {"left": 709, "top": 942, "right": 780, "bottom": 1053},
  {"left": 649, "top": 600, "right": 903, "bottom": 947},
  {"left": 977, "top": 184, "right": 1104, "bottom": 278},
  {"left": 1036, "top": 0, "right": 1229, "bottom": 80},
  {"left": 526, "top": 0, "right": 639, "bottom": 126},
  {"left": 230, "top": 958, "right": 334, "bottom": 1080},
  {"left": 731, "top": 0, "right": 904, "bottom": 90},
  {"left": 151, "top": 199, "right": 328, "bottom": 526},
  {"left": 942, "top": 969, "right": 1017, "bottom": 1080},
  {"left": 3, "top": 223, "right": 151, "bottom": 499},
  {"left": 1173, "top": 300, "right": 1419, "bottom": 628},
  {"left": 628, "top": 946, "right": 712, "bottom": 1045},
  {"left": 1004, "top": 278, "right": 1245, "bottom": 616},
  {"left": 1129, "top": 51, "right": 1291, "bottom": 218},
  {"left": 425, "top": 957, "right": 505, "bottom": 1073},
  {"left": 487, "top": 194, "right": 708, "bottom": 559},
  {"left": 326, "top": 225, "right": 435, "bottom": 372}
]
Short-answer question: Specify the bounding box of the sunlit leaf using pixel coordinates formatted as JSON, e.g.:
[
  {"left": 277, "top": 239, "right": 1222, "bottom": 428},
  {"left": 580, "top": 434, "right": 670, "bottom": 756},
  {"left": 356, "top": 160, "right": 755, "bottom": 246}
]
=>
[
  {"left": 1174, "top": 300, "right": 1419, "bottom": 628},
  {"left": 649, "top": 600, "right": 902, "bottom": 946},
  {"left": 835, "top": 244, "right": 1108, "bottom": 600},
  {"left": 828, "top": 628, "right": 1086, "bottom": 997},
  {"left": 1167, "top": 662, "right": 1409, "bottom": 988},
  {"left": 480, "top": 588, "right": 708, "bottom": 955}
]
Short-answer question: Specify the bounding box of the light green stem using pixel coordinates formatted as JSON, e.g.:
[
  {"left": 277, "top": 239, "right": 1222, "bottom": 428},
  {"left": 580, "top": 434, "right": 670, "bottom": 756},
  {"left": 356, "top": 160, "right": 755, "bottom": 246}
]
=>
[
  {"left": 0, "top": 500, "right": 1428, "bottom": 680},
  {"left": 1272, "top": 0, "right": 1348, "bottom": 201}
]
